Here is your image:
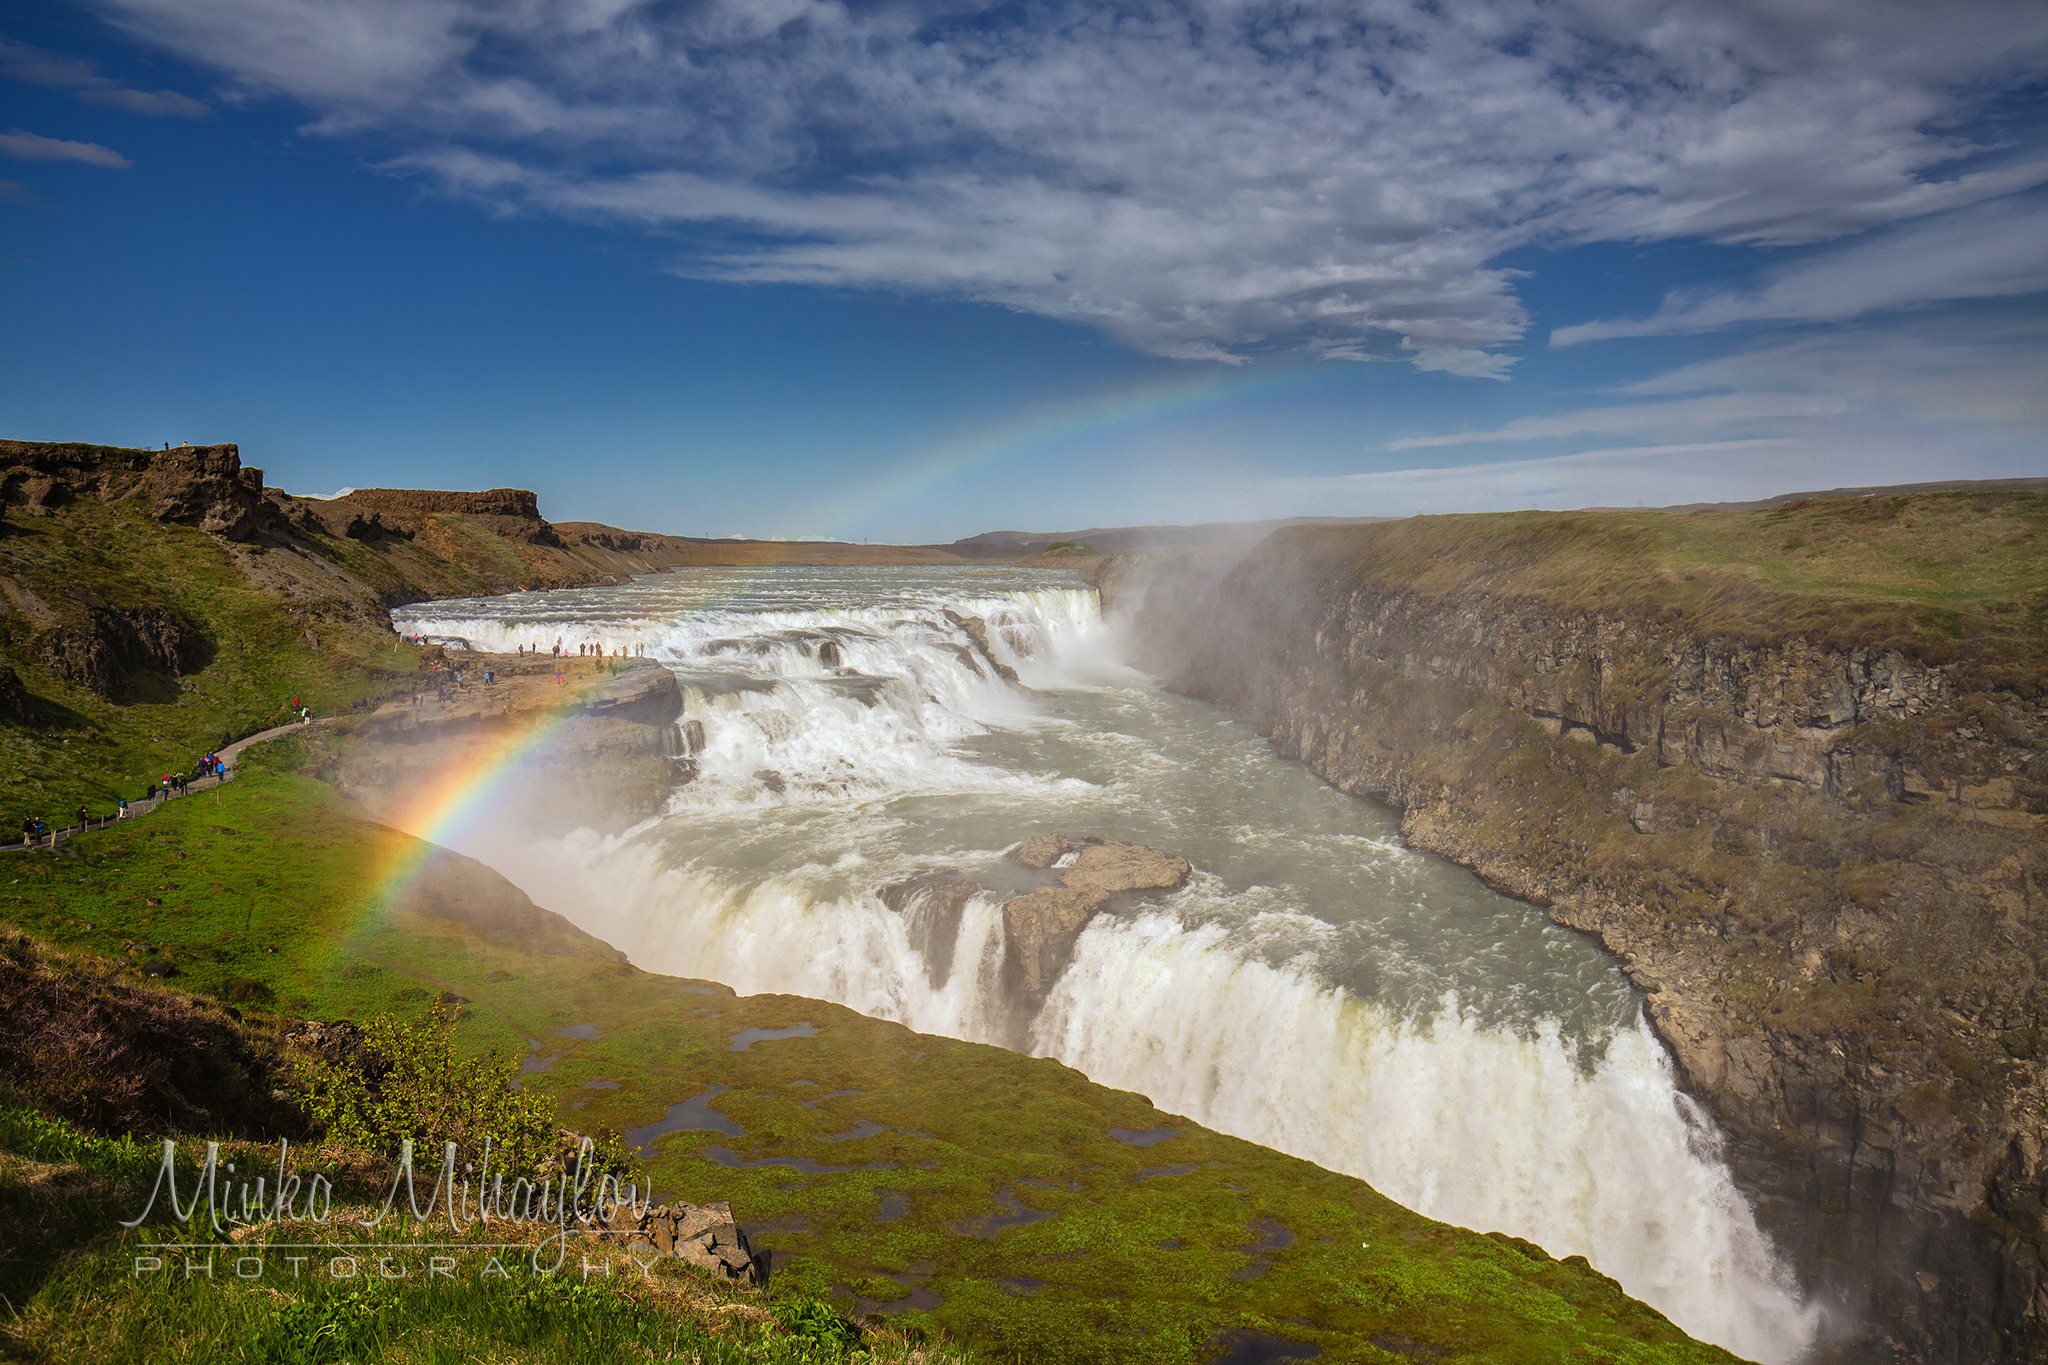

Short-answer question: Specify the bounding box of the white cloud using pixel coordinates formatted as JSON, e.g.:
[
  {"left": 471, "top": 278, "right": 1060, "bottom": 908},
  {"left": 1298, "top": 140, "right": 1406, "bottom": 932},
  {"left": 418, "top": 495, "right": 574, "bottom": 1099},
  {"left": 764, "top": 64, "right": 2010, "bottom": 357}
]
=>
[
  {"left": 1388, "top": 391, "right": 1851, "bottom": 451},
  {"left": 1554, "top": 196, "right": 2048, "bottom": 344},
  {"left": 0, "top": 35, "right": 209, "bottom": 119},
  {"left": 1324, "top": 319, "right": 2048, "bottom": 515},
  {"left": 76, "top": 0, "right": 2048, "bottom": 368},
  {"left": 0, "top": 130, "right": 132, "bottom": 169},
  {"left": 1268, "top": 436, "right": 2033, "bottom": 518}
]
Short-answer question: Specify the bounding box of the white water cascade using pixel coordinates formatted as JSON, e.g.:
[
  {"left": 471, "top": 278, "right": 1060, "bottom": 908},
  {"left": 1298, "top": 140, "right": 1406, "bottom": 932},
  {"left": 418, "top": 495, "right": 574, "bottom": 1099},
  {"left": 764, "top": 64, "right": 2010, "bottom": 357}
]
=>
[{"left": 394, "top": 566, "right": 1819, "bottom": 1363}]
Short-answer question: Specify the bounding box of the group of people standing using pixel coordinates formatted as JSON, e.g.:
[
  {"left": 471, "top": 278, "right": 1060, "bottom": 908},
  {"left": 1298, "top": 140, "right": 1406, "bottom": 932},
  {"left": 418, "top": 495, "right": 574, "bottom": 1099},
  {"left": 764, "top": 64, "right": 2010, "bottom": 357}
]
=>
[
  {"left": 15, "top": 748, "right": 232, "bottom": 849},
  {"left": 516, "top": 639, "right": 646, "bottom": 659}
]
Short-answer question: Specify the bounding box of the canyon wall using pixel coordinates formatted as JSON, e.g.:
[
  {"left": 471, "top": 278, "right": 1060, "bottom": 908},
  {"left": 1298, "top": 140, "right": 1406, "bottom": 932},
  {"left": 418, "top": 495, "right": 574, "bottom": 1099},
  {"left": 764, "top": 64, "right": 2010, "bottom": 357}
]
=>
[{"left": 1097, "top": 516, "right": 2048, "bottom": 1364}]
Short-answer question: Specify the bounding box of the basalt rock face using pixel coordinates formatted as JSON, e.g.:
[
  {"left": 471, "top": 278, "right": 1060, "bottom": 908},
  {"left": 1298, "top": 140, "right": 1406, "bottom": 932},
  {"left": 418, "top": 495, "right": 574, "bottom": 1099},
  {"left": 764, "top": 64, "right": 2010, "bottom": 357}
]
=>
[
  {"left": 342, "top": 487, "right": 564, "bottom": 548},
  {"left": 0, "top": 440, "right": 282, "bottom": 541},
  {"left": 944, "top": 609, "right": 1021, "bottom": 683},
  {"left": 874, "top": 838, "right": 1192, "bottom": 1015},
  {"left": 1099, "top": 542, "right": 2048, "bottom": 1363},
  {"left": 36, "top": 605, "right": 209, "bottom": 698},
  {"left": 877, "top": 874, "right": 980, "bottom": 988}
]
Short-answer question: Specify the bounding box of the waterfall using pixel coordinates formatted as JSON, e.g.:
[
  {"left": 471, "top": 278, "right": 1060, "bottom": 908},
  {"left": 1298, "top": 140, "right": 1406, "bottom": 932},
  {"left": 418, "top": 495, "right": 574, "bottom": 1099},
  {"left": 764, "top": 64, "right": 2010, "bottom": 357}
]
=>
[{"left": 393, "top": 568, "right": 1819, "bottom": 1362}]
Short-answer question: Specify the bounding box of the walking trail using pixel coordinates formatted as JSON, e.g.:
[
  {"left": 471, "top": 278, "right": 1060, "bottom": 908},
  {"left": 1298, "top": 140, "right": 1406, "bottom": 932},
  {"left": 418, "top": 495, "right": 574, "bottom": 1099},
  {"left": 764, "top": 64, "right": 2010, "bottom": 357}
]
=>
[{"left": 6, "top": 716, "right": 319, "bottom": 853}]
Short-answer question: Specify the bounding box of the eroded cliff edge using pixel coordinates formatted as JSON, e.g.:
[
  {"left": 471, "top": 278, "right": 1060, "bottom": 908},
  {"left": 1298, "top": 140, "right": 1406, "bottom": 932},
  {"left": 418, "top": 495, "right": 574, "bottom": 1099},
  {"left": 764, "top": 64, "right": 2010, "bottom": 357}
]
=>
[{"left": 1096, "top": 492, "right": 2048, "bottom": 1364}]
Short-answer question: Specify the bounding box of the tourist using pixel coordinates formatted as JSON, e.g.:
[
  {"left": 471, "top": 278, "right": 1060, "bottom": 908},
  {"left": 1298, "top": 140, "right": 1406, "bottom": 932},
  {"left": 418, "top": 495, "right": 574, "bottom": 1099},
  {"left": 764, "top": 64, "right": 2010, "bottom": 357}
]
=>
[
  {"left": 117, "top": 797, "right": 129, "bottom": 820},
  {"left": 77, "top": 805, "right": 89, "bottom": 832},
  {"left": 20, "top": 816, "right": 31, "bottom": 847}
]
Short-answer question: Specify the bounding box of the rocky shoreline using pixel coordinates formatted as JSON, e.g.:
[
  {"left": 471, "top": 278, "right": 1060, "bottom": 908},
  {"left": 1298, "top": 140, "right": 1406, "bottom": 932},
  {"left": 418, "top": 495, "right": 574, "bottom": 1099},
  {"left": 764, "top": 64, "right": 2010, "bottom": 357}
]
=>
[{"left": 1093, "top": 538, "right": 2047, "bottom": 1364}]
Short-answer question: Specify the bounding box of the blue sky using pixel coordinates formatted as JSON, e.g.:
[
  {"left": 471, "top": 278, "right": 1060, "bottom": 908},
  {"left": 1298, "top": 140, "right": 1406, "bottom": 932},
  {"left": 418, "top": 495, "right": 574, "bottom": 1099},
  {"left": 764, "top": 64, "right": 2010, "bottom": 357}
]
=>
[{"left": 2, "top": 1, "right": 2044, "bottom": 543}]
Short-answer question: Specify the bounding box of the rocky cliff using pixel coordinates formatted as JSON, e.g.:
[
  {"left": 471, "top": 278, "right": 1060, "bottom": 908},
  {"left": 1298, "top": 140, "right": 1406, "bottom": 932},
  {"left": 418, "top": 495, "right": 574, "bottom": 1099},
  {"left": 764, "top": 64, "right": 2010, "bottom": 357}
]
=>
[{"left": 1098, "top": 492, "right": 2048, "bottom": 1364}]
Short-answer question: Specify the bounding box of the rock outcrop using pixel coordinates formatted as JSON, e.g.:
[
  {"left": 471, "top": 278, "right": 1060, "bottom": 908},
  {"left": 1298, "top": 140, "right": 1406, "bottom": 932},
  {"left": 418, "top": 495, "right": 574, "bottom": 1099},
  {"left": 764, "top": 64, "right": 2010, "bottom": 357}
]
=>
[
  {"left": 998, "top": 837, "right": 1191, "bottom": 1006},
  {"left": 612, "top": 1200, "right": 763, "bottom": 1284},
  {"left": 341, "top": 487, "right": 564, "bottom": 548},
  {"left": 35, "top": 605, "right": 208, "bottom": 699},
  {"left": 877, "top": 874, "right": 980, "bottom": 987},
  {"left": 875, "top": 838, "right": 1192, "bottom": 1010},
  {"left": 0, "top": 440, "right": 282, "bottom": 541},
  {"left": 1098, "top": 523, "right": 2048, "bottom": 1364},
  {"left": 944, "top": 609, "right": 1020, "bottom": 683}
]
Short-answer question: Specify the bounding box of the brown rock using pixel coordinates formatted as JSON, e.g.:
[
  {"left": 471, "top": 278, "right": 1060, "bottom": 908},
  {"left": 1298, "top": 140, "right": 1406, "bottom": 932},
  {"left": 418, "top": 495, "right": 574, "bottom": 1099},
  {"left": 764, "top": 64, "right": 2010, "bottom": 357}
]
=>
[
  {"left": 1061, "top": 840, "right": 1192, "bottom": 896},
  {"left": 944, "top": 608, "right": 1020, "bottom": 683},
  {"left": 1007, "top": 834, "right": 1084, "bottom": 869},
  {"left": 1001, "top": 886, "right": 1110, "bottom": 998}
]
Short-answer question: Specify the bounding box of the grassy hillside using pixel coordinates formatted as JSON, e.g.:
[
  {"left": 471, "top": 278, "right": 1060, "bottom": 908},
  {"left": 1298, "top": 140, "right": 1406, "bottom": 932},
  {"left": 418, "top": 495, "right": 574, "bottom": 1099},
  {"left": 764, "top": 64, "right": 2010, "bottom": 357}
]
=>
[
  {"left": 1269, "top": 488, "right": 2048, "bottom": 685},
  {"left": 0, "top": 496, "right": 426, "bottom": 820},
  {"left": 0, "top": 740, "right": 1738, "bottom": 1364}
]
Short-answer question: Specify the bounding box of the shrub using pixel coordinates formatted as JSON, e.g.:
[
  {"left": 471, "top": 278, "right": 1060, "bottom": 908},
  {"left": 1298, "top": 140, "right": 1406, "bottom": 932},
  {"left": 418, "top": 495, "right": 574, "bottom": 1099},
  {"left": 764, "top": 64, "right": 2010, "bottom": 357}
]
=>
[{"left": 290, "top": 1005, "right": 559, "bottom": 1175}]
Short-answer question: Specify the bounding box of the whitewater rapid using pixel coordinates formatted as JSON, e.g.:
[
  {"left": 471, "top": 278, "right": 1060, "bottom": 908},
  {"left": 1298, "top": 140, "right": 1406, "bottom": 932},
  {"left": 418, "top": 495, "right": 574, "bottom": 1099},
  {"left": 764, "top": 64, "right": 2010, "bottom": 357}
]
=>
[{"left": 393, "top": 566, "right": 1817, "bottom": 1362}]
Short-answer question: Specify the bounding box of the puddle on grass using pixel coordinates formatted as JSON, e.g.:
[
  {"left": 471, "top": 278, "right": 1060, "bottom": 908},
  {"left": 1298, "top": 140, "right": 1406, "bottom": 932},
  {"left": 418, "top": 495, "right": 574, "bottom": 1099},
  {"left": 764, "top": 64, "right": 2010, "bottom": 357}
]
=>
[
  {"left": 950, "top": 1189, "right": 1053, "bottom": 1239},
  {"left": 1204, "top": 1329, "right": 1320, "bottom": 1364},
  {"left": 997, "top": 1276, "right": 1045, "bottom": 1297},
  {"left": 850, "top": 1264, "right": 941, "bottom": 1317},
  {"left": 584, "top": 1078, "right": 621, "bottom": 1090},
  {"left": 729, "top": 1023, "right": 817, "bottom": 1051},
  {"left": 555, "top": 1023, "right": 601, "bottom": 1040},
  {"left": 1137, "top": 1163, "right": 1199, "bottom": 1181},
  {"left": 626, "top": 1087, "right": 745, "bottom": 1150},
  {"left": 1232, "top": 1217, "right": 1297, "bottom": 1282},
  {"left": 823, "top": 1120, "right": 887, "bottom": 1143},
  {"left": 875, "top": 1191, "right": 910, "bottom": 1223},
  {"left": 1110, "top": 1126, "right": 1179, "bottom": 1147},
  {"left": 520, "top": 1049, "right": 562, "bottom": 1074},
  {"left": 700, "top": 1145, "right": 894, "bottom": 1174},
  {"left": 1244, "top": 1218, "right": 1295, "bottom": 1253},
  {"left": 747, "top": 1213, "right": 815, "bottom": 1236}
]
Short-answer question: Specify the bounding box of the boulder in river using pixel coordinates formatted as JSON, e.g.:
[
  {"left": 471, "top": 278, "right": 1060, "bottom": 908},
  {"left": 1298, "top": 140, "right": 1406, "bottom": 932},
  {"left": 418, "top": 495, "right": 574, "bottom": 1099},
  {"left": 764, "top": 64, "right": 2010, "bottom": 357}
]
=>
[
  {"left": 1007, "top": 834, "right": 1084, "bottom": 869},
  {"left": 999, "top": 837, "right": 1192, "bottom": 1006},
  {"left": 1001, "top": 886, "right": 1111, "bottom": 998},
  {"left": 1061, "top": 840, "right": 1191, "bottom": 895}
]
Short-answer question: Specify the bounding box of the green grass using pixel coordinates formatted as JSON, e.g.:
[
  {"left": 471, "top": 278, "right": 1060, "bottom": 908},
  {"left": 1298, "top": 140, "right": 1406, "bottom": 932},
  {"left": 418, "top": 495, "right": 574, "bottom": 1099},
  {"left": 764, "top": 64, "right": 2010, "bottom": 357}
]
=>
[
  {"left": 0, "top": 496, "right": 426, "bottom": 820},
  {"left": 0, "top": 744, "right": 1739, "bottom": 1364},
  {"left": 0, "top": 1095, "right": 949, "bottom": 1365},
  {"left": 1269, "top": 489, "right": 2048, "bottom": 685}
]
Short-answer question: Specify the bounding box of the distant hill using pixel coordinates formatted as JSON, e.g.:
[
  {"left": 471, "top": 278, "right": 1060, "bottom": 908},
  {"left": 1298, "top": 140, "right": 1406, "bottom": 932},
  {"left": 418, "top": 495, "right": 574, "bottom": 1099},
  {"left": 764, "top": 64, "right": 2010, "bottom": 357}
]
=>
[
  {"left": 1595, "top": 475, "right": 2048, "bottom": 513},
  {"left": 947, "top": 514, "right": 1393, "bottom": 558}
]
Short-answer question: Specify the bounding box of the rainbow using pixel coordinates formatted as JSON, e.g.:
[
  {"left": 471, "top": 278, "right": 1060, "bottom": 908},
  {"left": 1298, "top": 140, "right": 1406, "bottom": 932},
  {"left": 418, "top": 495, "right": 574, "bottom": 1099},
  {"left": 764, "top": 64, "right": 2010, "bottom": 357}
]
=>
[
  {"left": 368, "top": 660, "right": 636, "bottom": 907},
  {"left": 365, "top": 360, "right": 1330, "bottom": 900},
  {"left": 798, "top": 360, "right": 1336, "bottom": 539}
]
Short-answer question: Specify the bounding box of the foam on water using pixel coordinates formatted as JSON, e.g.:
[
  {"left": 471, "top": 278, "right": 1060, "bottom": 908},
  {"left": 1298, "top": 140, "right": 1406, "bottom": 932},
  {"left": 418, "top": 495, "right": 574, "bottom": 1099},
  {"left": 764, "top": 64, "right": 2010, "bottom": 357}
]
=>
[{"left": 395, "top": 566, "right": 1818, "bottom": 1362}]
